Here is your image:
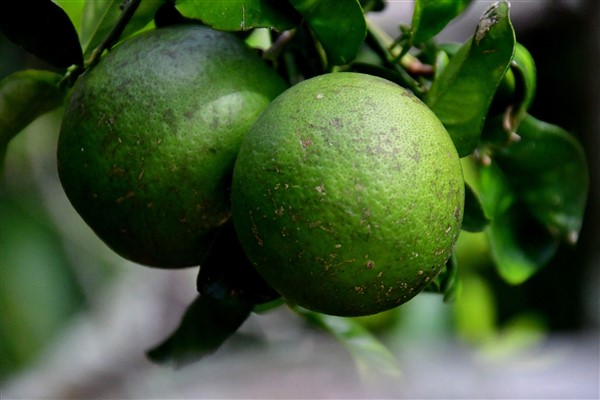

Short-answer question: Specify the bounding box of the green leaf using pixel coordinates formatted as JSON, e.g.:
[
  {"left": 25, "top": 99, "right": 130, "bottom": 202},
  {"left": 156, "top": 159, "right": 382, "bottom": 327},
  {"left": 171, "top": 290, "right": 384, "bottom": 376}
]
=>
[
  {"left": 462, "top": 182, "right": 492, "bottom": 232},
  {"left": 0, "top": 1, "right": 83, "bottom": 68},
  {"left": 426, "top": 1, "right": 515, "bottom": 157},
  {"left": 175, "top": 0, "right": 300, "bottom": 31},
  {"left": 295, "top": 307, "right": 402, "bottom": 382},
  {"left": 0, "top": 70, "right": 65, "bottom": 156},
  {"left": 289, "top": 0, "right": 367, "bottom": 66},
  {"left": 495, "top": 114, "right": 589, "bottom": 241},
  {"left": 411, "top": 0, "right": 473, "bottom": 45},
  {"left": 478, "top": 162, "right": 559, "bottom": 284},
  {"left": 80, "top": 0, "right": 164, "bottom": 60},
  {"left": 146, "top": 295, "right": 252, "bottom": 367},
  {"left": 508, "top": 42, "right": 536, "bottom": 124}
]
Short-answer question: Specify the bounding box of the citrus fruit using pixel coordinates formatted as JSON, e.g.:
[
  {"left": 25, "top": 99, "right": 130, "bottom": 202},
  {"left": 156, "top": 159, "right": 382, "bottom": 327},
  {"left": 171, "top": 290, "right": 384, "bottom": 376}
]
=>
[
  {"left": 231, "top": 72, "right": 464, "bottom": 316},
  {"left": 57, "top": 25, "right": 287, "bottom": 267}
]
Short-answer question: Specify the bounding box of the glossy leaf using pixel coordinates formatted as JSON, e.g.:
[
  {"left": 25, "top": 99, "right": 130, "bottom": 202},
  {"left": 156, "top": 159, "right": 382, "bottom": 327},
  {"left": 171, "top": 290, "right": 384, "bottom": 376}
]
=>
[
  {"left": 426, "top": 1, "right": 515, "bottom": 157},
  {"left": 295, "top": 307, "right": 402, "bottom": 382},
  {"left": 80, "top": 0, "right": 163, "bottom": 60},
  {"left": 146, "top": 295, "right": 252, "bottom": 367},
  {"left": 0, "top": 70, "right": 65, "bottom": 152},
  {"left": 478, "top": 162, "right": 559, "bottom": 284},
  {"left": 0, "top": 1, "right": 83, "bottom": 68},
  {"left": 509, "top": 42, "right": 536, "bottom": 125},
  {"left": 411, "top": 0, "right": 473, "bottom": 45},
  {"left": 53, "top": 1, "right": 85, "bottom": 34},
  {"left": 462, "top": 182, "right": 492, "bottom": 232},
  {"left": 289, "top": 0, "right": 367, "bottom": 66},
  {"left": 175, "top": 0, "right": 300, "bottom": 31},
  {"left": 495, "top": 114, "right": 589, "bottom": 241}
]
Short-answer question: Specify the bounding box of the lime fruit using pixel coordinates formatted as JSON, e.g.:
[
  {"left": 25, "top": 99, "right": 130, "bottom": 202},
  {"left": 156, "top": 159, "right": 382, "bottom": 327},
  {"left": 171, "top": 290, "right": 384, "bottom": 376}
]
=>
[
  {"left": 231, "top": 72, "right": 464, "bottom": 316},
  {"left": 57, "top": 25, "right": 287, "bottom": 267}
]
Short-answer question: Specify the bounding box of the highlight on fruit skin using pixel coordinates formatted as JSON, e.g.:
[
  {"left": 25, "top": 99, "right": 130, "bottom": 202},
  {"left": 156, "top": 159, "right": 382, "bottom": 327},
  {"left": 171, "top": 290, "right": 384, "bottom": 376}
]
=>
[
  {"left": 231, "top": 72, "right": 465, "bottom": 317},
  {"left": 57, "top": 24, "right": 287, "bottom": 268}
]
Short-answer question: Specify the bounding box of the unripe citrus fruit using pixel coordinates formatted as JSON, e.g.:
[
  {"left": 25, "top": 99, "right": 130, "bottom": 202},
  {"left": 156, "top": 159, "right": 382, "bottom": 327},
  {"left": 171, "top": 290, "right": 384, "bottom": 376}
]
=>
[
  {"left": 231, "top": 72, "right": 464, "bottom": 316},
  {"left": 57, "top": 25, "right": 286, "bottom": 267}
]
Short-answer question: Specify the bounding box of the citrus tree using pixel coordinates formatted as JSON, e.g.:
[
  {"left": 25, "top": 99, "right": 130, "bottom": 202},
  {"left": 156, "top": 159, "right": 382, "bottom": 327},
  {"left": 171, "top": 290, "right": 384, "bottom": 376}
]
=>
[{"left": 0, "top": 0, "right": 589, "bottom": 374}]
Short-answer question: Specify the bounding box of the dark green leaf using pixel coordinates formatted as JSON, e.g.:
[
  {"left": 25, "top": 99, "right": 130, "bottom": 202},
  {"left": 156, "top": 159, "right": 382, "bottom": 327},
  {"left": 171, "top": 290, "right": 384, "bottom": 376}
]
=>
[
  {"left": 0, "top": 70, "right": 65, "bottom": 154},
  {"left": 495, "top": 114, "right": 589, "bottom": 241},
  {"left": 462, "top": 182, "right": 492, "bottom": 232},
  {"left": 197, "top": 221, "right": 280, "bottom": 305},
  {"left": 175, "top": 0, "right": 300, "bottom": 31},
  {"left": 294, "top": 307, "right": 402, "bottom": 382},
  {"left": 486, "top": 201, "right": 559, "bottom": 285},
  {"left": 289, "top": 0, "right": 367, "bottom": 66},
  {"left": 441, "top": 253, "right": 461, "bottom": 303},
  {"left": 481, "top": 111, "right": 513, "bottom": 145},
  {"left": 426, "top": 1, "right": 515, "bottom": 157},
  {"left": 411, "top": 0, "right": 473, "bottom": 45},
  {"left": 0, "top": 1, "right": 83, "bottom": 68},
  {"left": 147, "top": 221, "right": 281, "bottom": 367},
  {"left": 478, "top": 162, "right": 559, "bottom": 284},
  {"left": 147, "top": 295, "right": 252, "bottom": 367},
  {"left": 80, "top": 0, "right": 164, "bottom": 60}
]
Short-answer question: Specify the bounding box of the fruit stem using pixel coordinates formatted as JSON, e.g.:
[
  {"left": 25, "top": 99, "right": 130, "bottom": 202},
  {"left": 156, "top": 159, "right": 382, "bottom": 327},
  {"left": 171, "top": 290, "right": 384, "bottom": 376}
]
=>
[
  {"left": 85, "top": 0, "right": 142, "bottom": 69},
  {"left": 365, "top": 18, "right": 426, "bottom": 95},
  {"left": 59, "top": 0, "right": 142, "bottom": 88}
]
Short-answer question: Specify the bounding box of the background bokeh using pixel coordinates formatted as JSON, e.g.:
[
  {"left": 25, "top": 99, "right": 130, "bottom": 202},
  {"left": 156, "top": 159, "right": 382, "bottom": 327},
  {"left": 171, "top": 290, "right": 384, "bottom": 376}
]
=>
[{"left": 1, "top": 1, "right": 598, "bottom": 398}]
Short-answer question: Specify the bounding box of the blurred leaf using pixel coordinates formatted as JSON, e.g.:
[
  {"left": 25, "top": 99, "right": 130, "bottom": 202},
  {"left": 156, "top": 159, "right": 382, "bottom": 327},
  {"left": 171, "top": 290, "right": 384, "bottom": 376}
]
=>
[
  {"left": 426, "top": 1, "right": 515, "bottom": 157},
  {"left": 495, "top": 114, "right": 589, "bottom": 241},
  {"left": 478, "top": 163, "right": 559, "bottom": 284},
  {"left": 175, "top": 0, "right": 300, "bottom": 31},
  {"left": 80, "top": 0, "right": 163, "bottom": 60},
  {"left": 0, "top": 70, "right": 65, "bottom": 159},
  {"left": 0, "top": 1, "right": 83, "bottom": 68},
  {"left": 462, "top": 182, "right": 491, "bottom": 232},
  {"left": 197, "top": 221, "right": 280, "bottom": 305},
  {"left": 295, "top": 307, "right": 402, "bottom": 382},
  {"left": 453, "top": 274, "right": 496, "bottom": 343},
  {"left": 410, "top": 0, "right": 473, "bottom": 45},
  {"left": 289, "top": 0, "right": 367, "bottom": 66},
  {"left": 1, "top": 194, "right": 84, "bottom": 378},
  {"left": 147, "top": 295, "right": 252, "bottom": 367}
]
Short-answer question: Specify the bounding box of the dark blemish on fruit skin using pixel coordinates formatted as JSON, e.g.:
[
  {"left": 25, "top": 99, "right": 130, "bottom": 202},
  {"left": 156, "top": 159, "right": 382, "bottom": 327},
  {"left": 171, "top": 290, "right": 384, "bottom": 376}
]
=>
[
  {"left": 301, "top": 138, "right": 312, "bottom": 148},
  {"left": 366, "top": 260, "right": 375, "bottom": 269}
]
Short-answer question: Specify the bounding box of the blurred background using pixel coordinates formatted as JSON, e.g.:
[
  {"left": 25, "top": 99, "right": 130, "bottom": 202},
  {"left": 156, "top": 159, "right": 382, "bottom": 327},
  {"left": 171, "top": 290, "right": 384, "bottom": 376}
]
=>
[{"left": 1, "top": 1, "right": 598, "bottom": 398}]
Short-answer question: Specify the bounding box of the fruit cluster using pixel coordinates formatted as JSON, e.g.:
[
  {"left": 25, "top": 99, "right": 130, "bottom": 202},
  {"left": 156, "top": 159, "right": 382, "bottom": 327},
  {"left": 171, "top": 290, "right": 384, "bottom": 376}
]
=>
[{"left": 58, "top": 25, "right": 464, "bottom": 317}]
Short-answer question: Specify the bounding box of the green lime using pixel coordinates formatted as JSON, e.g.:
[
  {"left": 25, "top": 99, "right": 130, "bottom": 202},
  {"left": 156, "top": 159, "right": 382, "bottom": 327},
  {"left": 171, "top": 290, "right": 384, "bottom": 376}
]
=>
[
  {"left": 231, "top": 72, "right": 464, "bottom": 316},
  {"left": 57, "top": 25, "right": 286, "bottom": 267}
]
